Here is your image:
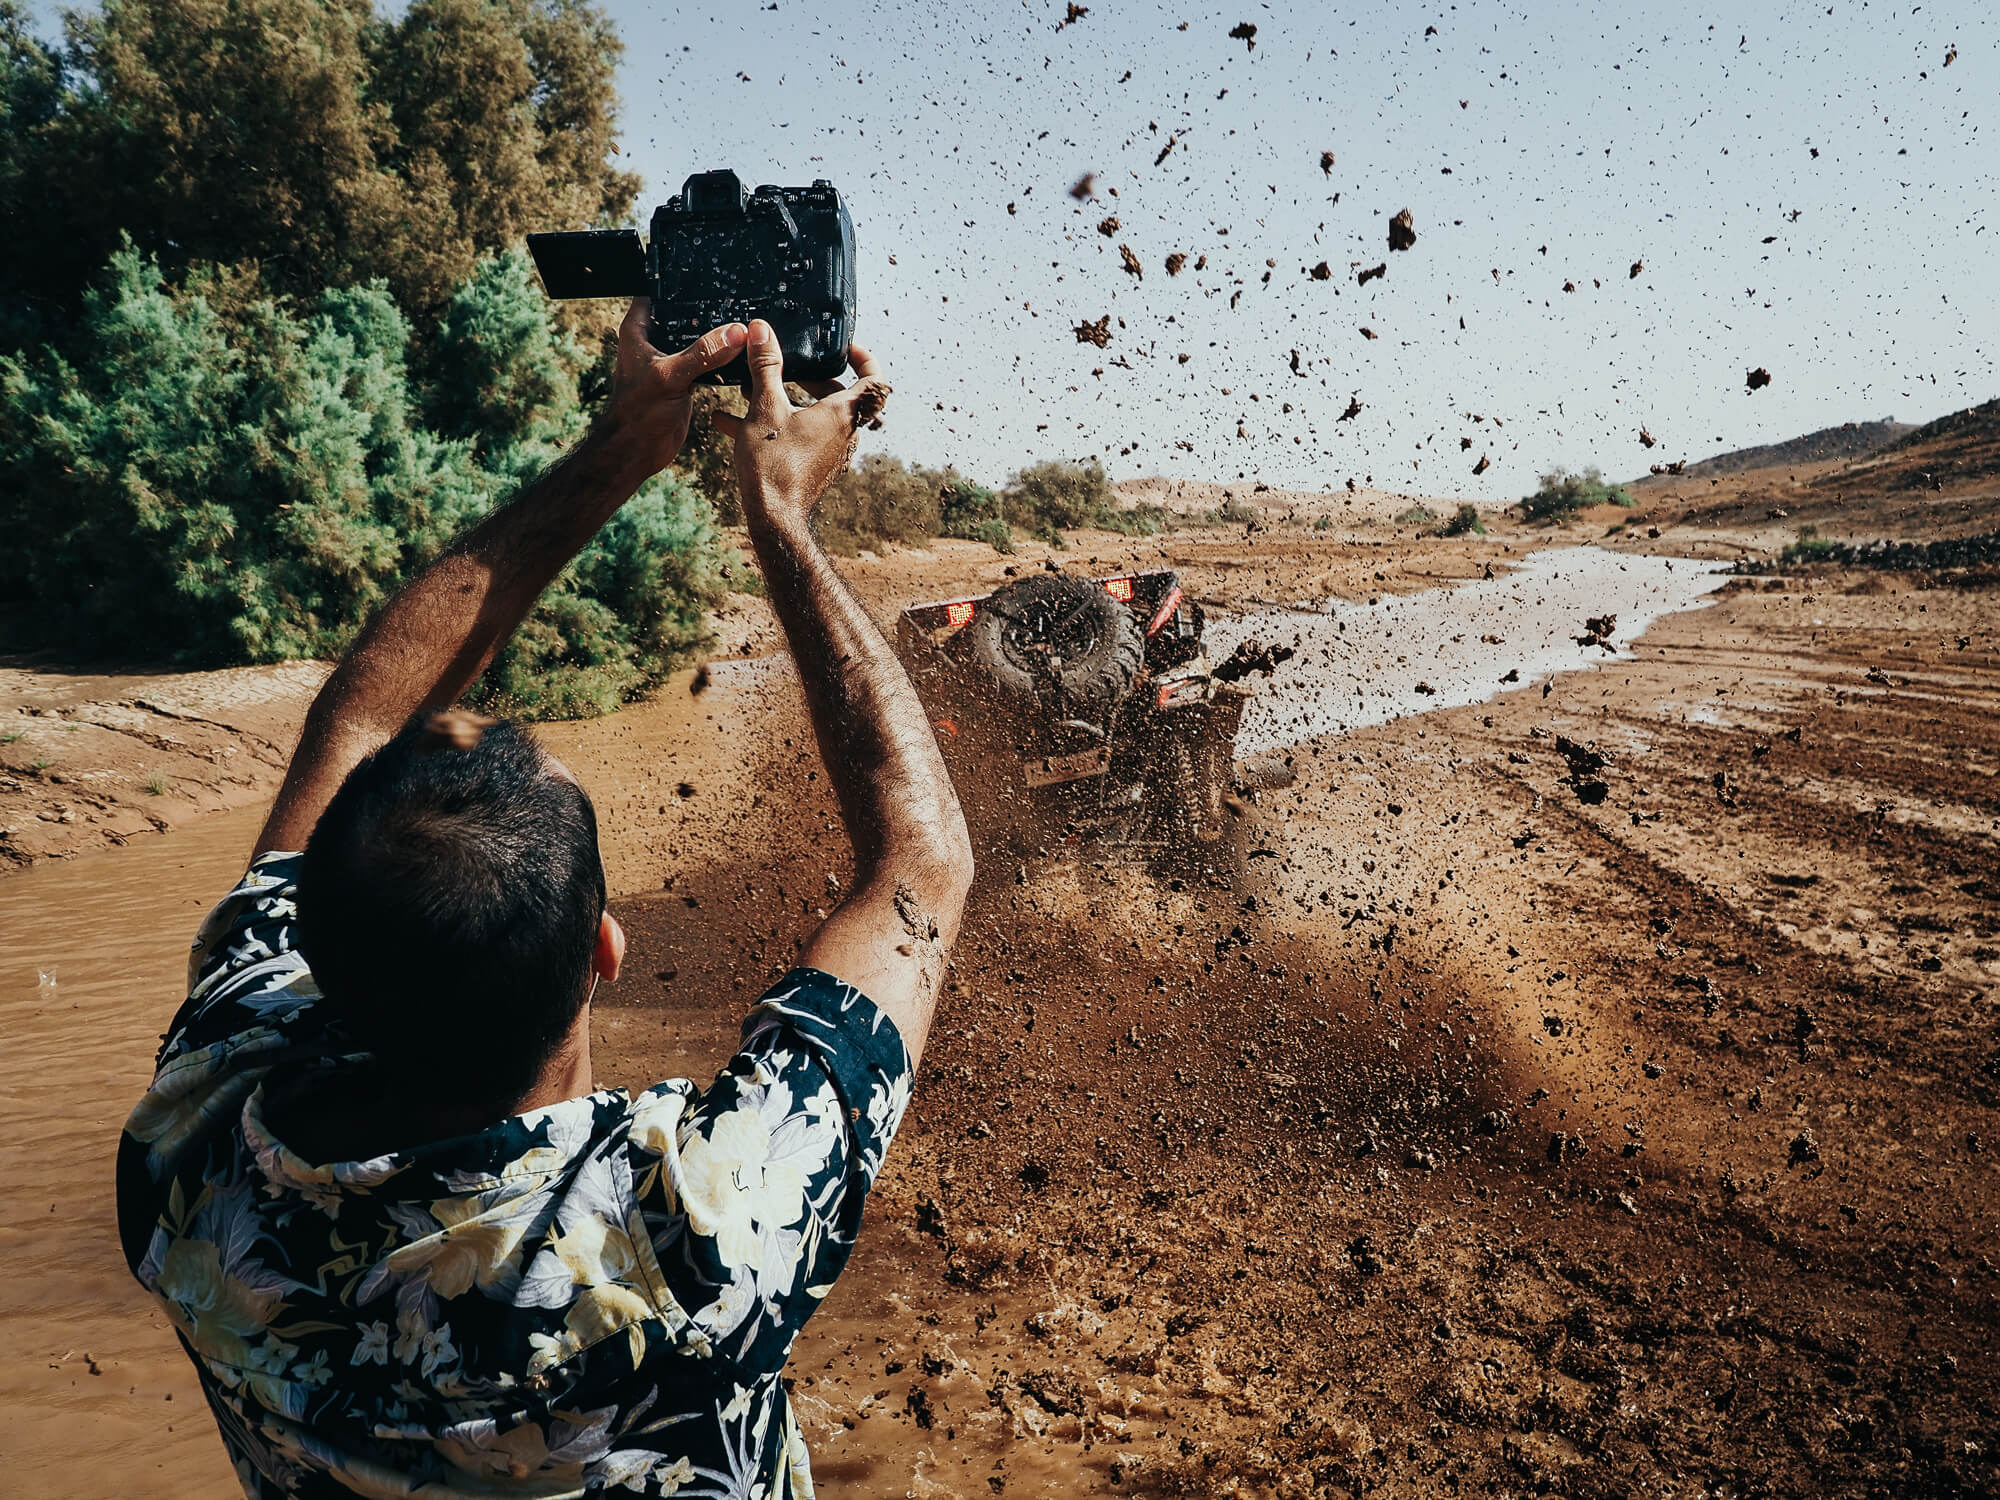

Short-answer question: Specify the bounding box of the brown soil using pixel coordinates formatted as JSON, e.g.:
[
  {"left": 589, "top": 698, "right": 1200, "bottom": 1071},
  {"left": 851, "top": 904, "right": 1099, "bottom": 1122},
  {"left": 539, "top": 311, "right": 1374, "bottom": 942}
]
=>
[
  {"left": 1628, "top": 398, "right": 2000, "bottom": 547},
  {"left": 4, "top": 519, "right": 1996, "bottom": 1497},
  {"left": 0, "top": 659, "right": 328, "bottom": 870}
]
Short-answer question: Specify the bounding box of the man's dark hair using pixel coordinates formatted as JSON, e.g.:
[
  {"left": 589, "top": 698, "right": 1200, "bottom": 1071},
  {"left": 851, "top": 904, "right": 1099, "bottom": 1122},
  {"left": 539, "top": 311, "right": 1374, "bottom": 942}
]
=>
[{"left": 297, "top": 714, "right": 605, "bottom": 1106}]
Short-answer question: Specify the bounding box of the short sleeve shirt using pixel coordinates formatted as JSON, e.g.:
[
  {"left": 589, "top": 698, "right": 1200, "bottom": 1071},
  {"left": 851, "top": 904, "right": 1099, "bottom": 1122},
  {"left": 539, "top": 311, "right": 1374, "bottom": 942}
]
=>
[{"left": 116, "top": 852, "right": 913, "bottom": 1498}]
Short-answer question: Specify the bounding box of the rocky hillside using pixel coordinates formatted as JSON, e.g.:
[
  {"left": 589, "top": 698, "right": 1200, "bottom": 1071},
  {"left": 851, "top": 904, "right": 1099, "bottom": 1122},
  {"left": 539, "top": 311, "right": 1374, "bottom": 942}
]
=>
[{"left": 1670, "top": 418, "right": 1914, "bottom": 479}]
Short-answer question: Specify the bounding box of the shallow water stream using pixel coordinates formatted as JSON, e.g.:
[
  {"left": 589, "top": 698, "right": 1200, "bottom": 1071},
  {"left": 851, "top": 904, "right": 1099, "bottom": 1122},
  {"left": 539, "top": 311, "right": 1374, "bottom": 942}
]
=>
[{"left": 1207, "top": 545, "right": 1730, "bottom": 756}]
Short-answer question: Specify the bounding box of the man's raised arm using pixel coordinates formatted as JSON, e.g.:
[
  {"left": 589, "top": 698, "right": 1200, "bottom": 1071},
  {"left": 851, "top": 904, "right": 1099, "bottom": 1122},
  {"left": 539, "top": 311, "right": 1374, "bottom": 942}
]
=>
[
  {"left": 714, "top": 322, "right": 973, "bottom": 1064},
  {"left": 252, "top": 306, "right": 749, "bottom": 858}
]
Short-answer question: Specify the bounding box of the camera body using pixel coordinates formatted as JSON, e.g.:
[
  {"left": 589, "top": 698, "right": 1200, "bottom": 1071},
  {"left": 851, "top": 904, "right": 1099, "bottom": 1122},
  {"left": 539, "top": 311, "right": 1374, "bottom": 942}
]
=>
[{"left": 527, "top": 169, "right": 856, "bottom": 386}]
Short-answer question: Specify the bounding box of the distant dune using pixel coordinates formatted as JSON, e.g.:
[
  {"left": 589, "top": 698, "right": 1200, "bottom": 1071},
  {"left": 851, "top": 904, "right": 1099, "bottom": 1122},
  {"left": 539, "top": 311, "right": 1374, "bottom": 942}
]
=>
[
  {"left": 1661, "top": 418, "right": 1915, "bottom": 480},
  {"left": 1631, "top": 398, "right": 2000, "bottom": 540},
  {"left": 1841, "top": 397, "right": 2000, "bottom": 490}
]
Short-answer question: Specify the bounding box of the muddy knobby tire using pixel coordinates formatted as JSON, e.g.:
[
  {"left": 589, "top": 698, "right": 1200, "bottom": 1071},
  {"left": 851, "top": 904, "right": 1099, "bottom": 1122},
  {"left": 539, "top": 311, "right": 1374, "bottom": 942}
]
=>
[{"left": 965, "top": 573, "right": 1143, "bottom": 716}]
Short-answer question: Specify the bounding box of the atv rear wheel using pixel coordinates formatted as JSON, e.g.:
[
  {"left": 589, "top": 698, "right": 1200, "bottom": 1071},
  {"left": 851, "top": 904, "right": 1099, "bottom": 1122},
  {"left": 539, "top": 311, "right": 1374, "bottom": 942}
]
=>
[{"left": 964, "top": 573, "right": 1142, "bottom": 715}]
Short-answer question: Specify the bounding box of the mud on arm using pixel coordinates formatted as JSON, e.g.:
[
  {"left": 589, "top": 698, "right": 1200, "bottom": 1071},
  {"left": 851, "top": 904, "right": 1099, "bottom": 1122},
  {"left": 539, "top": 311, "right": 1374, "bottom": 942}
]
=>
[{"left": 717, "top": 322, "right": 973, "bottom": 1064}]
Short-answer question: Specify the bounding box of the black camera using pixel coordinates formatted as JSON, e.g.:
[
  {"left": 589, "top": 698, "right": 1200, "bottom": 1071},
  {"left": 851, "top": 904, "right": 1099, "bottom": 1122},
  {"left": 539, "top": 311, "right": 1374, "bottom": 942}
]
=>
[{"left": 527, "top": 169, "right": 855, "bottom": 387}]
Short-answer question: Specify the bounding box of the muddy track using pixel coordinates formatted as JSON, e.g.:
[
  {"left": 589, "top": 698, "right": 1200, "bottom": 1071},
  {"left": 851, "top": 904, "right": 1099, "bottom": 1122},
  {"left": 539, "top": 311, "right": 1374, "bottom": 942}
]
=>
[{"left": 4, "top": 534, "right": 1994, "bottom": 1497}]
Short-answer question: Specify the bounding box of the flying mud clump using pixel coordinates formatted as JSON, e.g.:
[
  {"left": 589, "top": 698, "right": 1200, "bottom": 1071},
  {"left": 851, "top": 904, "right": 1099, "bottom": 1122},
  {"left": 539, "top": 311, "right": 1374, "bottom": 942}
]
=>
[
  {"left": 1554, "top": 734, "right": 1613, "bottom": 804},
  {"left": 1388, "top": 208, "right": 1416, "bottom": 252},
  {"left": 1213, "top": 639, "right": 1296, "bottom": 684},
  {"left": 1074, "top": 316, "right": 1111, "bottom": 348},
  {"left": 1574, "top": 613, "right": 1618, "bottom": 651}
]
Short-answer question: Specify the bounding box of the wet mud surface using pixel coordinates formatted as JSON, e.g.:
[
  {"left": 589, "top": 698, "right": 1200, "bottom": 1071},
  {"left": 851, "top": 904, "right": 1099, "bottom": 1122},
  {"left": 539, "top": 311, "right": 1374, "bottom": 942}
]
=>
[
  {"left": 4, "top": 530, "right": 1995, "bottom": 1496},
  {"left": 583, "top": 547, "right": 2000, "bottom": 1497}
]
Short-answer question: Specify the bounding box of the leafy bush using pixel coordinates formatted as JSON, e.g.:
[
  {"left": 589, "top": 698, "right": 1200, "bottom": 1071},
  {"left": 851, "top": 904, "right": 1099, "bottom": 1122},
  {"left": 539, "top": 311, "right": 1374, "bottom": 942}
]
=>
[
  {"left": 0, "top": 246, "right": 734, "bottom": 715},
  {"left": 814, "top": 453, "right": 941, "bottom": 555},
  {"left": 938, "top": 476, "right": 1014, "bottom": 553},
  {"left": 999, "top": 458, "right": 1159, "bottom": 540},
  {"left": 1437, "top": 503, "right": 1486, "bottom": 536},
  {"left": 1313, "top": 513, "right": 1336, "bottom": 532},
  {"left": 1520, "top": 467, "right": 1634, "bottom": 522},
  {"left": 1396, "top": 503, "right": 1439, "bottom": 527},
  {"left": 957, "top": 516, "right": 1017, "bottom": 553},
  {"left": 1095, "top": 499, "right": 1167, "bottom": 536},
  {"left": 1003, "top": 458, "right": 1107, "bottom": 541}
]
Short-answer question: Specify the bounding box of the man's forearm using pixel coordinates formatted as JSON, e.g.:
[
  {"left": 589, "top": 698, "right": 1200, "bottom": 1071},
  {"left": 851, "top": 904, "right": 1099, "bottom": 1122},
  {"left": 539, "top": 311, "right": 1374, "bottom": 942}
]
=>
[{"left": 742, "top": 507, "right": 969, "bottom": 881}]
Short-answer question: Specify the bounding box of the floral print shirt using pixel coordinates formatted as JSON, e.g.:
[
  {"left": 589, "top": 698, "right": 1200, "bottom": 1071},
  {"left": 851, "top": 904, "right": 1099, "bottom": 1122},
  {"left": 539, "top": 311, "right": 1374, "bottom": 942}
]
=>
[{"left": 117, "top": 852, "right": 913, "bottom": 1499}]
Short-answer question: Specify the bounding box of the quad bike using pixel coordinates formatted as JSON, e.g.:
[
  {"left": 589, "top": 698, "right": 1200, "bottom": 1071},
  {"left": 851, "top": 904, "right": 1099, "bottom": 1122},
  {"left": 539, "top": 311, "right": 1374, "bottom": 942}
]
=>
[{"left": 897, "top": 568, "right": 1259, "bottom": 861}]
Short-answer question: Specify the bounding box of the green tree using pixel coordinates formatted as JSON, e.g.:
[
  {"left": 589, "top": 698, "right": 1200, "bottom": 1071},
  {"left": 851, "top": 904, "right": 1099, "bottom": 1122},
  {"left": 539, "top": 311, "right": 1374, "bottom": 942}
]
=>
[
  {"left": 1003, "top": 458, "right": 1113, "bottom": 537},
  {"left": 1002, "top": 458, "right": 1162, "bottom": 542},
  {"left": 0, "top": 0, "right": 637, "bottom": 328},
  {"left": 937, "top": 473, "right": 1013, "bottom": 553},
  {"left": 0, "top": 4, "right": 70, "bottom": 344},
  {"left": 0, "top": 0, "right": 741, "bottom": 717}
]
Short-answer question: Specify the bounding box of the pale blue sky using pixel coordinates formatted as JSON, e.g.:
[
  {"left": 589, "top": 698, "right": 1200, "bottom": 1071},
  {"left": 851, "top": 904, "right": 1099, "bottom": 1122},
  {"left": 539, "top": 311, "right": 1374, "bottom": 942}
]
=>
[{"left": 32, "top": 1, "right": 1999, "bottom": 498}]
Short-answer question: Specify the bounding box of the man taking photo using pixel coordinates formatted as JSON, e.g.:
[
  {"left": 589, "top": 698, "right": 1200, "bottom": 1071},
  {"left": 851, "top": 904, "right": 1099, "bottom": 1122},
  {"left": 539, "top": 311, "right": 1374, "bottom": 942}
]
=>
[{"left": 117, "top": 305, "right": 973, "bottom": 1496}]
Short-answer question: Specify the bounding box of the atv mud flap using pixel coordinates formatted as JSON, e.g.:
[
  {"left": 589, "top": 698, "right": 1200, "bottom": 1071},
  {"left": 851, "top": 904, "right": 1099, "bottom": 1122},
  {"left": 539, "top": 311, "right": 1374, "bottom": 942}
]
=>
[
  {"left": 1021, "top": 745, "right": 1113, "bottom": 788},
  {"left": 1207, "top": 682, "right": 1252, "bottom": 750}
]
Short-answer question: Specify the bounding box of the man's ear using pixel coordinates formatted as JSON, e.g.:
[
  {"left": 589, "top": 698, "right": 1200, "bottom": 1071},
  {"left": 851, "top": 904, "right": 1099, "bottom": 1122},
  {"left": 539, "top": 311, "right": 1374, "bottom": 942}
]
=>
[{"left": 593, "top": 911, "right": 625, "bottom": 987}]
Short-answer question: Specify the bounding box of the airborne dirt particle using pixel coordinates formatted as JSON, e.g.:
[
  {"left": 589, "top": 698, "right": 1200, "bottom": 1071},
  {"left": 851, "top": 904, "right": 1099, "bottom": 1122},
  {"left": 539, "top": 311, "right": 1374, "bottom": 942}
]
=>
[
  {"left": 1229, "top": 21, "right": 1257, "bottom": 51},
  {"left": 1165, "top": 252, "right": 1186, "bottom": 276},
  {"left": 1119, "top": 243, "right": 1143, "bottom": 279},
  {"left": 1388, "top": 208, "right": 1416, "bottom": 251},
  {"left": 1747, "top": 366, "right": 1773, "bottom": 390},
  {"left": 1320, "top": 149, "right": 1336, "bottom": 176},
  {"left": 1358, "top": 262, "right": 1386, "bottom": 286},
  {"left": 1574, "top": 613, "right": 1617, "bottom": 650},
  {"left": 1074, "top": 315, "right": 1111, "bottom": 347}
]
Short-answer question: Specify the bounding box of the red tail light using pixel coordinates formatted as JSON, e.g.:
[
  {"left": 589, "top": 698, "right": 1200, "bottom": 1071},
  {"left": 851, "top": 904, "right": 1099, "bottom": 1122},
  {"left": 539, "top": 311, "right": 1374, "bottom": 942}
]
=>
[
  {"left": 1104, "top": 576, "right": 1135, "bottom": 602},
  {"left": 945, "top": 601, "right": 975, "bottom": 627}
]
